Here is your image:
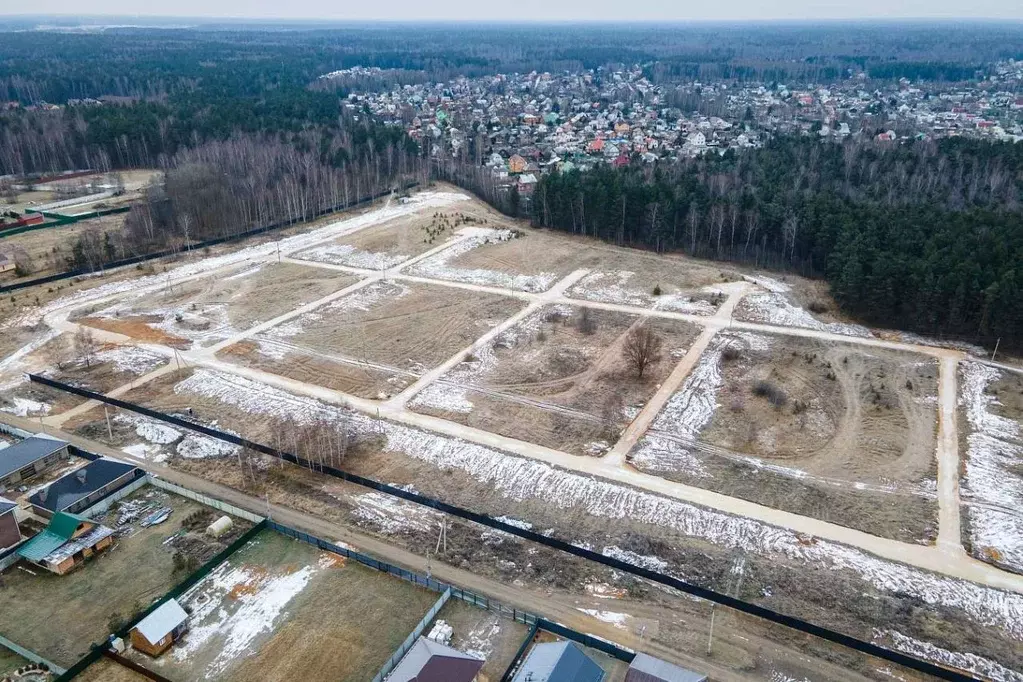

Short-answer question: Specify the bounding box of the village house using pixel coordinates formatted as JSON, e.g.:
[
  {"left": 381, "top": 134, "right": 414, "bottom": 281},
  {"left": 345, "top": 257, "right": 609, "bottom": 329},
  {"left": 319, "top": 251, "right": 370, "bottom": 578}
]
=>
[
  {"left": 131, "top": 599, "right": 190, "bottom": 657},
  {"left": 387, "top": 637, "right": 484, "bottom": 682},
  {"left": 0, "top": 436, "right": 71, "bottom": 492},
  {"left": 512, "top": 641, "right": 605, "bottom": 682},
  {"left": 625, "top": 653, "right": 707, "bottom": 682},
  {"left": 16, "top": 511, "right": 115, "bottom": 575},
  {"left": 0, "top": 496, "right": 20, "bottom": 550},
  {"left": 28, "top": 458, "right": 142, "bottom": 518}
]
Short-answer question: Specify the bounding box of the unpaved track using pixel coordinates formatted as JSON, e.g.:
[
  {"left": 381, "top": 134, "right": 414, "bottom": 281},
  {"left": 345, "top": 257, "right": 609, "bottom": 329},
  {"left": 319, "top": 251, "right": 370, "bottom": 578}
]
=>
[
  {"left": 7, "top": 190, "right": 1003, "bottom": 593},
  {"left": 0, "top": 410, "right": 937, "bottom": 682}
]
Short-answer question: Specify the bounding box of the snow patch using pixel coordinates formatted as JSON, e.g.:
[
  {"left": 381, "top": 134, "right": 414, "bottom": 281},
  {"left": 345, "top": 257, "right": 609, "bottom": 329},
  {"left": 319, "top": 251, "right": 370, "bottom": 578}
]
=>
[
  {"left": 959, "top": 362, "right": 1023, "bottom": 572},
  {"left": 570, "top": 271, "right": 717, "bottom": 315},
  {"left": 1, "top": 397, "right": 51, "bottom": 417},
  {"left": 294, "top": 242, "right": 410, "bottom": 270},
  {"left": 577, "top": 608, "right": 631, "bottom": 629},
  {"left": 878, "top": 630, "right": 1023, "bottom": 682},
  {"left": 738, "top": 292, "right": 871, "bottom": 337}
]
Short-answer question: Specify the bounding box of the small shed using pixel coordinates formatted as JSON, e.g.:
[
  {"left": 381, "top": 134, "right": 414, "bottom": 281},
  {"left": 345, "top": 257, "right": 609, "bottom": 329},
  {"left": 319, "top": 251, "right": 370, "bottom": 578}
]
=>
[
  {"left": 131, "top": 599, "right": 189, "bottom": 657},
  {"left": 625, "top": 653, "right": 707, "bottom": 682},
  {"left": 387, "top": 636, "right": 484, "bottom": 682},
  {"left": 512, "top": 641, "right": 605, "bottom": 682}
]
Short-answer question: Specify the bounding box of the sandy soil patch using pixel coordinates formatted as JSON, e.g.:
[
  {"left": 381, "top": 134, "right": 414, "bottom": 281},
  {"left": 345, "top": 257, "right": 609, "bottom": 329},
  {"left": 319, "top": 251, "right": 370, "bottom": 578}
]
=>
[
  {"left": 959, "top": 362, "right": 1023, "bottom": 574},
  {"left": 628, "top": 331, "right": 940, "bottom": 542},
  {"left": 411, "top": 305, "right": 699, "bottom": 455},
  {"left": 253, "top": 279, "right": 524, "bottom": 374}
]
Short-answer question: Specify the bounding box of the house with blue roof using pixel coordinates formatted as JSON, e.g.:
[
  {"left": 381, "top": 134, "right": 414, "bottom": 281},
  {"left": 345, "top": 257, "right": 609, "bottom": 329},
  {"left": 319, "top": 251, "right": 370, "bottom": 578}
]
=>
[{"left": 512, "top": 640, "right": 605, "bottom": 682}]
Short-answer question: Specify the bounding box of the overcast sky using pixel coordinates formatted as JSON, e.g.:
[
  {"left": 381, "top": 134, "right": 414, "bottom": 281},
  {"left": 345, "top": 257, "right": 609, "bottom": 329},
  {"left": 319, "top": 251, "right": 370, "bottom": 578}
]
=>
[{"left": 7, "top": 0, "right": 1023, "bottom": 21}]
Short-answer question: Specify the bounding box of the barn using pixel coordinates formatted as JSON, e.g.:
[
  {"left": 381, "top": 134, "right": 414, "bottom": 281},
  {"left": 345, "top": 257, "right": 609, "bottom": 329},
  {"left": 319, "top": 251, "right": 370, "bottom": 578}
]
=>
[{"left": 16, "top": 511, "right": 115, "bottom": 575}]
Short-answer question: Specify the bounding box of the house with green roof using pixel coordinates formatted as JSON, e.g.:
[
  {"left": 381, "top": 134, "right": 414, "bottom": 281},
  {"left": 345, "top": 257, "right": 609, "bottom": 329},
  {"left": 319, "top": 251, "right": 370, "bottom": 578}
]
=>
[{"left": 17, "top": 511, "right": 114, "bottom": 575}]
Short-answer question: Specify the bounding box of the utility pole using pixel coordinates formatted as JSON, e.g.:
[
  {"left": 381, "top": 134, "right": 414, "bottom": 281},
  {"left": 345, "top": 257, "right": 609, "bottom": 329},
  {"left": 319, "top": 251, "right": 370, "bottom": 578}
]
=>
[
  {"left": 104, "top": 405, "right": 113, "bottom": 440},
  {"left": 992, "top": 338, "right": 1001, "bottom": 363}
]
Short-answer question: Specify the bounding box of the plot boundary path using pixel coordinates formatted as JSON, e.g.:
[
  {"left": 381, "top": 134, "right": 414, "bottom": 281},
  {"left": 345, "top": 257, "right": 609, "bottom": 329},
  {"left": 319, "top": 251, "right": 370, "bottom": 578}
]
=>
[{"left": 10, "top": 190, "right": 1004, "bottom": 594}]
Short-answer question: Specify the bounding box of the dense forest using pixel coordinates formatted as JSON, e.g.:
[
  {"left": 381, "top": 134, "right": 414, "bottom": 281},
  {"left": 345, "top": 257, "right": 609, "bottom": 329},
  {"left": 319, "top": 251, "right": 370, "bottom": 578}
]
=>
[
  {"left": 1, "top": 23, "right": 1022, "bottom": 344},
  {"left": 527, "top": 137, "right": 1023, "bottom": 348}
]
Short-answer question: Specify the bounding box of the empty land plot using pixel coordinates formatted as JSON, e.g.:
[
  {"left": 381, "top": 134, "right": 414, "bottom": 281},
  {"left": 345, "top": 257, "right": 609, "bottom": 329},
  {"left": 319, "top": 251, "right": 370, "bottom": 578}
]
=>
[
  {"left": 734, "top": 273, "right": 871, "bottom": 337},
  {"left": 73, "top": 262, "right": 357, "bottom": 350},
  {"left": 958, "top": 361, "right": 1023, "bottom": 574},
  {"left": 410, "top": 305, "right": 699, "bottom": 455},
  {"left": 292, "top": 210, "right": 458, "bottom": 269},
  {"left": 566, "top": 252, "right": 741, "bottom": 315},
  {"left": 246, "top": 279, "right": 524, "bottom": 378},
  {"left": 0, "top": 488, "right": 241, "bottom": 667},
  {"left": 432, "top": 599, "right": 531, "bottom": 682},
  {"left": 145, "top": 529, "right": 440, "bottom": 682},
  {"left": 628, "top": 331, "right": 940, "bottom": 542}
]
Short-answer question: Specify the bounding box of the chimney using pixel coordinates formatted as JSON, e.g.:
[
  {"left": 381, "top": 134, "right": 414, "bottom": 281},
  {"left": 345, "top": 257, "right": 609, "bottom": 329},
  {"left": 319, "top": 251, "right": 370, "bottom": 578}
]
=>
[
  {"left": 38, "top": 487, "right": 47, "bottom": 502},
  {"left": 76, "top": 468, "right": 87, "bottom": 485}
]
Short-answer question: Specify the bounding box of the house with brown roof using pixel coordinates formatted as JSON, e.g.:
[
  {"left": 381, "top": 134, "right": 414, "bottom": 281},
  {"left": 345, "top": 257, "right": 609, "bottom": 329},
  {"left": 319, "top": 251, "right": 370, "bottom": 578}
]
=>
[{"left": 387, "top": 637, "right": 484, "bottom": 682}]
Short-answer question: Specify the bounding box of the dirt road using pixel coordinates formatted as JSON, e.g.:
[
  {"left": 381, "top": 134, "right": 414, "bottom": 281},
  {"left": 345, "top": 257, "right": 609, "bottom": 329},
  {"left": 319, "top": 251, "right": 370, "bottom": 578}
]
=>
[
  {"left": 0, "top": 411, "right": 931, "bottom": 682},
  {"left": 8, "top": 188, "right": 1015, "bottom": 595}
]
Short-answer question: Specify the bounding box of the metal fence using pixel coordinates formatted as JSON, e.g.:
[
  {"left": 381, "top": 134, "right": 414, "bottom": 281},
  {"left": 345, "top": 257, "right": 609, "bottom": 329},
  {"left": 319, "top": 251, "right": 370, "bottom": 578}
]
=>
[
  {"left": 28, "top": 374, "right": 983, "bottom": 682},
  {"left": 149, "top": 478, "right": 265, "bottom": 524},
  {"left": 371, "top": 588, "right": 452, "bottom": 682}
]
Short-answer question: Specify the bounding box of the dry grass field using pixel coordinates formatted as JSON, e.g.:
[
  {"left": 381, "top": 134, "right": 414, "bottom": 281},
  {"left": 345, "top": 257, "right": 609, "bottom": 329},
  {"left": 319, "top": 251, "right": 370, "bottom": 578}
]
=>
[{"left": 411, "top": 306, "right": 700, "bottom": 455}]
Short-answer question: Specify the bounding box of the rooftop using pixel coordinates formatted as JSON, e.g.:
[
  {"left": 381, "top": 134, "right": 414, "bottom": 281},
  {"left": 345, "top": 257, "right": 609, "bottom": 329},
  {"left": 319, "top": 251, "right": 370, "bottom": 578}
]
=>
[
  {"left": 387, "top": 637, "right": 484, "bottom": 682},
  {"left": 627, "top": 653, "right": 707, "bottom": 682},
  {"left": 0, "top": 436, "right": 68, "bottom": 481},
  {"left": 17, "top": 511, "right": 92, "bottom": 562},
  {"left": 0, "top": 495, "right": 15, "bottom": 516},
  {"left": 512, "top": 641, "right": 605, "bottom": 682},
  {"left": 134, "top": 599, "right": 189, "bottom": 645},
  {"left": 28, "top": 458, "right": 139, "bottom": 513}
]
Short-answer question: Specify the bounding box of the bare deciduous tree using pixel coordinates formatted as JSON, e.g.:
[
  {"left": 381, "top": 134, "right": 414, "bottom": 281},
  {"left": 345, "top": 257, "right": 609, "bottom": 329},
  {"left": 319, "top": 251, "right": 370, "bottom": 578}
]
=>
[
  {"left": 74, "top": 326, "right": 97, "bottom": 368},
  {"left": 622, "top": 324, "right": 663, "bottom": 379}
]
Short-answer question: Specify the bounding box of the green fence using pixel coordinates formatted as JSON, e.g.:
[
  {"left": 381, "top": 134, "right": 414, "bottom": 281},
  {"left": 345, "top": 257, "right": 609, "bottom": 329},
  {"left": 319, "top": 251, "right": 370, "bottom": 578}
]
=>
[{"left": 55, "top": 519, "right": 268, "bottom": 681}]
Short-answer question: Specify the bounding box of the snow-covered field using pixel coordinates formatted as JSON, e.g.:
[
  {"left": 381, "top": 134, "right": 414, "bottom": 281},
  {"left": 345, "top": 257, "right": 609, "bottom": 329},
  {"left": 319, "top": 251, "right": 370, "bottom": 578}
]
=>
[
  {"left": 407, "top": 228, "right": 558, "bottom": 292},
  {"left": 170, "top": 369, "right": 1023, "bottom": 650},
  {"left": 115, "top": 411, "right": 240, "bottom": 462},
  {"left": 0, "top": 396, "right": 51, "bottom": 417},
  {"left": 959, "top": 362, "right": 1023, "bottom": 573},
  {"left": 568, "top": 271, "right": 717, "bottom": 315},
  {"left": 91, "top": 345, "right": 167, "bottom": 375}
]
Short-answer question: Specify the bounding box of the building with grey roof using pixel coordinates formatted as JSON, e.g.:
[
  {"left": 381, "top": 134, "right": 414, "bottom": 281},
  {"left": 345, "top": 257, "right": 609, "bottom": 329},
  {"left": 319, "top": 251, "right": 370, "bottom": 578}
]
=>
[
  {"left": 387, "top": 636, "right": 484, "bottom": 682},
  {"left": 512, "top": 641, "right": 605, "bottom": 682},
  {"left": 0, "top": 436, "right": 70, "bottom": 490},
  {"left": 625, "top": 653, "right": 707, "bottom": 682},
  {"left": 28, "top": 458, "right": 142, "bottom": 518}
]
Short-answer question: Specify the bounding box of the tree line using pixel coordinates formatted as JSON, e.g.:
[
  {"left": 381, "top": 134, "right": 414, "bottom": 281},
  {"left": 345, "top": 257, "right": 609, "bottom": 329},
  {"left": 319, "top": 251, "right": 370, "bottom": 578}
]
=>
[{"left": 525, "top": 137, "right": 1023, "bottom": 349}]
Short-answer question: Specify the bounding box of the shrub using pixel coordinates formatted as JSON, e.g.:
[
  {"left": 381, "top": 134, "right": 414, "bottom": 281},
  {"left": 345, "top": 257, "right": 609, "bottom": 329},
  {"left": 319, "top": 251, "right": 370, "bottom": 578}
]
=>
[
  {"left": 576, "top": 308, "right": 596, "bottom": 335},
  {"left": 752, "top": 380, "right": 787, "bottom": 408},
  {"left": 652, "top": 284, "right": 662, "bottom": 296},
  {"left": 807, "top": 299, "right": 829, "bottom": 314},
  {"left": 721, "top": 345, "right": 741, "bottom": 363}
]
